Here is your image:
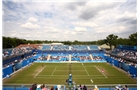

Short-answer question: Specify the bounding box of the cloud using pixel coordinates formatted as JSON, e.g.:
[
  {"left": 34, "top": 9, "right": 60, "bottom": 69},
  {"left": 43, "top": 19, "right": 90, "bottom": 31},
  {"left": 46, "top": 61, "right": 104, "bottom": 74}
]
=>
[
  {"left": 78, "top": 2, "right": 119, "bottom": 20},
  {"left": 65, "top": 2, "right": 86, "bottom": 10},
  {"left": 71, "top": 32, "right": 77, "bottom": 35},
  {"left": 74, "top": 27, "right": 87, "bottom": 32},
  {"left": 2, "top": 10, "right": 4, "bottom": 16},
  {"left": 2, "top": 1, "right": 137, "bottom": 41},
  {"left": 119, "top": 11, "right": 136, "bottom": 18},
  {"left": 44, "top": 27, "right": 61, "bottom": 33},
  {"left": 73, "top": 21, "right": 98, "bottom": 28},
  {"left": 115, "top": 11, "right": 137, "bottom": 25},
  {"left": 28, "top": 17, "right": 38, "bottom": 22},
  {"left": 79, "top": 9, "right": 97, "bottom": 20},
  {"left": 21, "top": 22, "right": 40, "bottom": 29}
]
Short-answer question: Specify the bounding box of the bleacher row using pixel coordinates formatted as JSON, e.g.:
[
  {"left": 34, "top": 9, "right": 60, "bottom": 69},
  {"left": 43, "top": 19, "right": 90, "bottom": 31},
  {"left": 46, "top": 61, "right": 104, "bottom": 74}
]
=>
[
  {"left": 110, "top": 49, "right": 137, "bottom": 61},
  {"left": 41, "top": 45, "right": 99, "bottom": 51},
  {"left": 34, "top": 53, "right": 106, "bottom": 62},
  {"left": 3, "top": 45, "right": 99, "bottom": 60}
]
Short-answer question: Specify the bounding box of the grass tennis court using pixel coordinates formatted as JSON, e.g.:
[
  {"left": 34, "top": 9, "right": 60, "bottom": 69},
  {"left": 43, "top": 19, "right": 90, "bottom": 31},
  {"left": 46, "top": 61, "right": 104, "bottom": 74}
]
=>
[{"left": 3, "top": 63, "right": 136, "bottom": 85}]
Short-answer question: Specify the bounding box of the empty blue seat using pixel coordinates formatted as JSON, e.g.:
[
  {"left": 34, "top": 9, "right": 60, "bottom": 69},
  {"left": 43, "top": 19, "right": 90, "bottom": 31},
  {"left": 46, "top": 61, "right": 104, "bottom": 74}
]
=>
[
  {"left": 16, "top": 87, "right": 29, "bottom": 90},
  {"left": 99, "top": 88, "right": 110, "bottom": 90},
  {"left": 129, "top": 88, "right": 137, "bottom": 90},
  {"left": 3, "top": 87, "right": 14, "bottom": 90}
]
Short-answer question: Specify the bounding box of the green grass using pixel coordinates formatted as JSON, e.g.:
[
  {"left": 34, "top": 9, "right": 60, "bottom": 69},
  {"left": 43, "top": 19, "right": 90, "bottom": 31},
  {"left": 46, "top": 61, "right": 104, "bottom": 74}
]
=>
[{"left": 3, "top": 63, "right": 136, "bottom": 85}]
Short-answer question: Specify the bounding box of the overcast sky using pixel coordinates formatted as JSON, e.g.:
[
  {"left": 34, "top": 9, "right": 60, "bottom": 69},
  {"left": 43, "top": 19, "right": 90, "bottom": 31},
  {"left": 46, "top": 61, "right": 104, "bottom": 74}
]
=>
[{"left": 2, "top": 0, "right": 137, "bottom": 41}]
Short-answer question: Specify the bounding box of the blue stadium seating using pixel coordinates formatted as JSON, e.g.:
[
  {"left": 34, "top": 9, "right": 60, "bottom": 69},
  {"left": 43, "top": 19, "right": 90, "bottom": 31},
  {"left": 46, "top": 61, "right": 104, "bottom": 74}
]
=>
[
  {"left": 129, "top": 88, "right": 137, "bottom": 90},
  {"left": 89, "top": 45, "right": 99, "bottom": 50},
  {"left": 99, "top": 88, "right": 110, "bottom": 90},
  {"left": 3, "top": 87, "right": 14, "bottom": 90},
  {"left": 15, "top": 87, "right": 29, "bottom": 90}
]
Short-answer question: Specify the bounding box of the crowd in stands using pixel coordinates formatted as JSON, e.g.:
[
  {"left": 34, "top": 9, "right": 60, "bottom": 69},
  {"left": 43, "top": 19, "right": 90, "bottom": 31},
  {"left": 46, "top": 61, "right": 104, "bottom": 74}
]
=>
[
  {"left": 35, "top": 53, "right": 107, "bottom": 62},
  {"left": 3, "top": 45, "right": 100, "bottom": 61},
  {"left": 104, "top": 48, "right": 137, "bottom": 68},
  {"left": 50, "top": 55, "right": 60, "bottom": 61},
  {"left": 36, "top": 54, "right": 69, "bottom": 61},
  {"left": 3, "top": 46, "right": 34, "bottom": 60},
  {"left": 106, "top": 54, "right": 137, "bottom": 68},
  {"left": 109, "top": 49, "right": 137, "bottom": 61},
  {"left": 92, "top": 55, "right": 105, "bottom": 60},
  {"left": 28, "top": 84, "right": 130, "bottom": 90},
  {"left": 3, "top": 53, "right": 35, "bottom": 69},
  {"left": 71, "top": 55, "right": 91, "bottom": 61},
  {"left": 35, "top": 53, "right": 108, "bottom": 62},
  {"left": 75, "top": 84, "right": 87, "bottom": 90},
  {"left": 37, "top": 55, "right": 48, "bottom": 60},
  {"left": 36, "top": 53, "right": 105, "bottom": 61},
  {"left": 2, "top": 61, "right": 14, "bottom": 69},
  {"left": 114, "top": 85, "right": 129, "bottom": 90},
  {"left": 49, "top": 54, "right": 69, "bottom": 61},
  {"left": 79, "top": 56, "right": 91, "bottom": 61},
  {"left": 29, "top": 84, "right": 63, "bottom": 90}
]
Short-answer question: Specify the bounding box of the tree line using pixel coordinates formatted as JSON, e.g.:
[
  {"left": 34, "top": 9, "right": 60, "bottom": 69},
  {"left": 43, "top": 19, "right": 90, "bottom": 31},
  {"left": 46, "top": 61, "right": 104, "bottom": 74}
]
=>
[{"left": 2, "top": 32, "right": 137, "bottom": 49}]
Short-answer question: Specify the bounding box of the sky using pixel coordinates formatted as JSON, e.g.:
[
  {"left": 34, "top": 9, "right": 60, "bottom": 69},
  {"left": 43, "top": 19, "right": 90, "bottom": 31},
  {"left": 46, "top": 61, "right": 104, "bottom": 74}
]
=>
[{"left": 2, "top": 0, "right": 137, "bottom": 41}]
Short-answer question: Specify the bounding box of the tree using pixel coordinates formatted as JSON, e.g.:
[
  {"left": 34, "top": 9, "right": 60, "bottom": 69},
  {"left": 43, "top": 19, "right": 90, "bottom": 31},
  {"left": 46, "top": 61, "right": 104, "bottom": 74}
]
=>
[
  {"left": 129, "top": 32, "right": 137, "bottom": 46},
  {"left": 2, "top": 32, "right": 136, "bottom": 49},
  {"left": 104, "top": 34, "right": 118, "bottom": 50},
  {"left": 63, "top": 41, "right": 72, "bottom": 45},
  {"left": 97, "top": 39, "right": 105, "bottom": 45},
  {"left": 117, "top": 38, "right": 131, "bottom": 45}
]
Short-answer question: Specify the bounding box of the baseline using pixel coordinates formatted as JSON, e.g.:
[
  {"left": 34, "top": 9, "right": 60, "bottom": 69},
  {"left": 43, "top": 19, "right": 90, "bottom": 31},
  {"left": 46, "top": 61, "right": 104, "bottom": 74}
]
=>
[
  {"left": 37, "top": 75, "right": 103, "bottom": 76},
  {"left": 35, "top": 77, "right": 106, "bottom": 79}
]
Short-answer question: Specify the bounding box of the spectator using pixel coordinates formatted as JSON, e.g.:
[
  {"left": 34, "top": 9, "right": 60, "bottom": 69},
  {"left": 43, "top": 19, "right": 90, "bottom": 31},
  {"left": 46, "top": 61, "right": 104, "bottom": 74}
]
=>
[
  {"left": 115, "top": 86, "right": 120, "bottom": 90},
  {"left": 30, "top": 84, "right": 34, "bottom": 90},
  {"left": 50, "top": 86, "right": 54, "bottom": 90},
  {"left": 57, "top": 85, "right": 61, "bottom": 90},
  {"left": 83, "top": 85, "right": 87, "bottom": 90},
  {"left": 122, "top": 85, "right": 129, "bottom": 90},
  {"left": 78, "top": 84, "right": 83, "bottom": 90},
  {"left": 31, "top": 83, "right": 37, "bottom": 90},
  {"left": 114, "top": 85, "right": 123, "bottom": 90},
  {"left": 36, "top": 84, "right": 41, "bottom": 90},
  {"left": 94, "top": 85, "right": 99, "bottom": 90},
  {"left": 41, "top": 84, "right": 47, "bottom": 90}
]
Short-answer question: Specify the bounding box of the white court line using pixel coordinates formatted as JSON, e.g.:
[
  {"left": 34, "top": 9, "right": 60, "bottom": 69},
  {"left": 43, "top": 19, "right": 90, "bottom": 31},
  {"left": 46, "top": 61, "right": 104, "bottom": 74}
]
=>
[
  {"left": 34, "top": 66, "right": 46, "bottom": 78},
  {"left": 94, "top": 65, "right": 107, "bottom": 78},
  {"left": 83, "top": 65, "right": 89, "bottom": 76},
  {"left": 35, "top": 77, "right": 105, "bottom": 79},
  {"left": 38, "top": 75, "right": 103, "bottom": 76},
  {"left": 54, "top": 70, "right": 89, "bottom": 71},
  {"left": 51, "top": 67, "right": 57, "bottom": 76},
  {"left": 90, "top": 79, "right": 94, "bottom": 83}
]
